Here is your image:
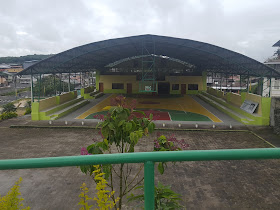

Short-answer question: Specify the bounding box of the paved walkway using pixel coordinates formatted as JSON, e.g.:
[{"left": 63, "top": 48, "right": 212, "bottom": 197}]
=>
[{"left": 1, "top": 128, "right": 280, "bottom": 209}]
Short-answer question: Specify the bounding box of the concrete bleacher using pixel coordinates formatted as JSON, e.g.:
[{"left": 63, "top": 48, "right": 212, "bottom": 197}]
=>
[
  {"left": 80, "top": 86, "right": 103, "bottom": 99},
  {"left": 198, "top": 88, "right": 271, "bottom": 125},
  {"left": 31, "top": 91, "right": 89, "bottom": 120}
]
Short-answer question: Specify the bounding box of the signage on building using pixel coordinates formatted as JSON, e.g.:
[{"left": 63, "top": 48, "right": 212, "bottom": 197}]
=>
[{"left": 240, "top": 100, "right": 259, "bottom": 114}]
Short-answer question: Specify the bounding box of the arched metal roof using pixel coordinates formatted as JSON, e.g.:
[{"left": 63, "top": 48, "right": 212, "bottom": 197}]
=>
[{"left": 19, "top": 34, "right": 280, "bottom": 77}]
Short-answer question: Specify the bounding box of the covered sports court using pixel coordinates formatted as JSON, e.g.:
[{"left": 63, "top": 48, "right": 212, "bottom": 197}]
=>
[
  {"left": 18, "top": 34, "right": 280, "bottom": 125},
  {"left": 77, "top": 94, "right": 222, "bottom": 122}
]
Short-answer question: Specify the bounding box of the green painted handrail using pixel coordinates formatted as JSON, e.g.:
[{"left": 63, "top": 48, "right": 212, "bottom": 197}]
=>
[
  {"left": 1, "top": 148, "right": 280, "bottom": 210},
  {"left": 1, "top": 149, "right": 280, "bottom": 170}
]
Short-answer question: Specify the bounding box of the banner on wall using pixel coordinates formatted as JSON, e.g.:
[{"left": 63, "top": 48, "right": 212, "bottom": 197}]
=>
[{"left": 240, "top": 100, "right": 259, "bottom": 114}]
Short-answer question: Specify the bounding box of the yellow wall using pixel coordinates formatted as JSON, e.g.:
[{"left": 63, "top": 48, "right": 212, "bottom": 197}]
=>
[
  {"left": 207, "top": 87, "right": 264, "bottom": 116},
  {"left": 7, "top": 68, "right": 23, "bottom": 73},
  {"left": 60, "top": 92, "right": 75, "bottom": 104},
  {"left": 207, "top": 87, "right": 217, "bottom": 96},
  {"left": 39, "top": 96, "right": 57, "bottom": 111},
  {"left": 84, "top": 86, "right": 95, "bottom": 94},
  {"left": 216, "top": 89, "right": 224, "bottom": 98},
  {"left": 166, "top": 76, "right": 204, "bottom": 91},
  {"left": 229, "top": 92, "right": 242, "bottom": 107},
  {"left": 100, "top": 75, "right": 138, "bottom": 93},
  {"left": 99, "top": 75, "right": 204, "bottom": 93}
]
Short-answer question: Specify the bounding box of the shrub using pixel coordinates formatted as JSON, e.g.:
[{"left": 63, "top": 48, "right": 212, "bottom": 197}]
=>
[
  {"left": 0, "top": 112, "right": 18, "bottom": 120},
  {"left": 154, "top": 133, "right": 190, "bottom": 174},
  {"left": 78, "top": 165, "right": 119, "bottom": 210},
  {"left": 24, "top": 108, "right": 31, "bottom": 115},
  {"left": 26, "top": 101, "right": 31, "bottom": 108},
  {"left": 0, "top": 177, "right": 30, "bottom": 210},
  {"left": 128, "top": 181, "right": 183, "bottom": 209},
  {"left": 2, "top": 103, "right": 17, "bottom": 113}
]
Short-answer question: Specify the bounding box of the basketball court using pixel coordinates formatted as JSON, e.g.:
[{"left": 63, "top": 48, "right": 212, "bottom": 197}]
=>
[{"left": 76, "top": 94, "right": 222, "bottom": 123}]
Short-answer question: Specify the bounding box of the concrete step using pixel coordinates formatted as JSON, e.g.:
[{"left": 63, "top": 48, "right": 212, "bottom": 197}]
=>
[
  {"left": 199, "top": 93, "right": 254, "bottom": 124},
  {"left": 48, "top": 100, "right": 89, "bottom": 120},
  {"left": 43, "top": 97, "right": 84, "bottom": 115}
]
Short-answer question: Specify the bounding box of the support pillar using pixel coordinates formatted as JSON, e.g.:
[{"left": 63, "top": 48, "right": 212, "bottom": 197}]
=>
[
  {"left": 68, "top": 72, "right": 71, "bottom": 92},
  {"left": 53, "top": 74, "right": 56, "bottom": 96},
  {"left": 231, "top": 74, "right": 233, "bottom": 92},
  {"left": 220, "top": 73, "right": 222, "bottom": 90},
  {"left": 38, "top": 74, "right": 41, "bottom": 102},
  {"left": 14, "top": 75, "right": 17, "bottom": 100},
  {"left": 31, "top": 72, "right": 34, "bottom": 102},
  {"left": 144, "top": 161, "right": 154, "bottom": 210},
  {"left": 225, "top": 74, "right": 228, "bottom": 93},
  {"left": 247, "top": 74, "right": 249, "bottom": 93},
  {"left": 269, "top": 71, "right": 272, "bottom": 97},
  {"left": 212, "top": 72, "right": 214, "bottom": 88},
  {"left": 74, "top": 73, "right": 76, "bottom": 89},
  {"left": 240, "top": 74, "right": 242, "bottom": 93},
  {"left": 60, "top": 73, "right": 62, "bottom": 95},
  {"left": 260, "top": 77, "right": 264, "bottom": 96},
  {"left": 80, "top": 72, "right": 82, "bottom": 88}
]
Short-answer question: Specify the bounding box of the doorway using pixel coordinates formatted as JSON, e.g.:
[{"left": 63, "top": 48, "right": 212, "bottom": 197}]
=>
[
  {"left": 99, "top": 83, "right": 104, "bottom": 92},
  {"left": 127, "top": 83, "right": 132, "bottom": 94},
  {"left": 181, "top": 84, "right": 186, "bottom": 94},
  {"left": 158, "top": 82, "right": 170, "bottom": 94}
]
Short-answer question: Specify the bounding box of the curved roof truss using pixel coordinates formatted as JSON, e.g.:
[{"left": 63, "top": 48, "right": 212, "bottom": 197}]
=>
[{"left": 19, "top": 34, "right": 280, "bottom": 77}]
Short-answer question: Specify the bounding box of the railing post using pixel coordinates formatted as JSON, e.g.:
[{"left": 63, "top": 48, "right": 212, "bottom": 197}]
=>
[{"left": 144, "top": 161, "right": 154, "bottom": 210}]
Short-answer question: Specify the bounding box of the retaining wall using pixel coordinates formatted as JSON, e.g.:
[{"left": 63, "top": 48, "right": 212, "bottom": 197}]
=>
[{"left": 270, "top": 97, "right": 280, "bottom": 133}]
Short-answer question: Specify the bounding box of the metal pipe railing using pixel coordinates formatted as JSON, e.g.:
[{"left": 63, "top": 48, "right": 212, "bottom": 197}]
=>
[{"left": 1, "top": 148, "right": 280, "bottom": 210}]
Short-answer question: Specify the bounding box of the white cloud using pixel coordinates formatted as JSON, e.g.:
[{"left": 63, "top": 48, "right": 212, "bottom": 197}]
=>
[{"left": 0, "top": 0, "right": 279, "bottom": 62}]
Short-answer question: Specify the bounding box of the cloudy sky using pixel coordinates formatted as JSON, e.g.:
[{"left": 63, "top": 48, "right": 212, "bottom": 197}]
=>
[{"left": 0, "top": 0, "right": 279, "bottom": 62}]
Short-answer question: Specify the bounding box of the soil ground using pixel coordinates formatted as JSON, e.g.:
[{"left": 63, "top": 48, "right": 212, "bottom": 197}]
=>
[{"left": 1, "top": 127, "right": 280, "bottom": 209}]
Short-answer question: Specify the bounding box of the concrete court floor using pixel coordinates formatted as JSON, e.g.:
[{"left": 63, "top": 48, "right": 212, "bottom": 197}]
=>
[
  {"left": 1, "top": 127, "right": 280, "bottom": 209},
  {"left": 58, "top": 94, "right": 242, "bottom": 127}
]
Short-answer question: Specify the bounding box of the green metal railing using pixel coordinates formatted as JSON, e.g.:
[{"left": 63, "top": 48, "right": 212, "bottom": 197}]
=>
[{"left": 1, "top": 148, "right": 280, "bottom": 209}]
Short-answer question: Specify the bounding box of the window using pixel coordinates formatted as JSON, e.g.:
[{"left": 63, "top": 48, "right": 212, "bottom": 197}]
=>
[
  {"left": 172, "top": 84, "right": 179, "bottom": 90},
  {"left": 188, "top": 84, "right": 198, "bottom": 90},
  {"left": 112, "top": 83, "right": 124, "bottom": 89}
]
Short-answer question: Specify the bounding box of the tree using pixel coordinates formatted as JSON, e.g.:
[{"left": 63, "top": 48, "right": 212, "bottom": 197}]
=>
[
  {"left": 0, "top": 54, "right": 52, "bottom": 64},
  {"left": 79, "top": 96, "right": 188, "bottom": 209},
  {"left": 80, "top": 96, "right": 155, "bottom": 209},
  {"left": 33, "top": 75, "right": 74, "bottom": 97},
  {"left": 1, "top": 102, "right": 17, "bottom": 113},
  {"left": 274, "top": 48, "right": 280, "bottom": 59}
]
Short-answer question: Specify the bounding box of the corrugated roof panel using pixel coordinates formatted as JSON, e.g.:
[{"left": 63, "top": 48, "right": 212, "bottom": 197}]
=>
[{"left": 18, "top": 34, "right": 280, "bottom": 77}]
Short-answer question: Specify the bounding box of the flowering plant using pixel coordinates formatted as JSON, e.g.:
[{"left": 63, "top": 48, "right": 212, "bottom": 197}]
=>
[
  {"left": 154, "top": 133, "right": 189, "bottom": 151},
  {"left": 154, "top": 132, "right": 190, "bottom": 174}
]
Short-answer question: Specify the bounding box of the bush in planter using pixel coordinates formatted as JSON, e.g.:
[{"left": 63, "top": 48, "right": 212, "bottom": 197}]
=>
[
  {"left": 24, "top": 101, "right": 31, "bottom": 115},
  {"left": 128, "top": 181, "right": 184, "bottom": 209},
  {"left": 1, "top": 102, "right": 17, "bottom": 114},
  {"left": 24, "top": 108, "right": 31, "bottom": 115},
  {"left": 0, "top": 112, "right": 18, "bottom": 120}
]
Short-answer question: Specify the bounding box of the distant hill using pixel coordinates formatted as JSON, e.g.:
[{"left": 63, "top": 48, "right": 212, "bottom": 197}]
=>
[{"left": 0, "top": 54, "right": 53, "bottom": 65}]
